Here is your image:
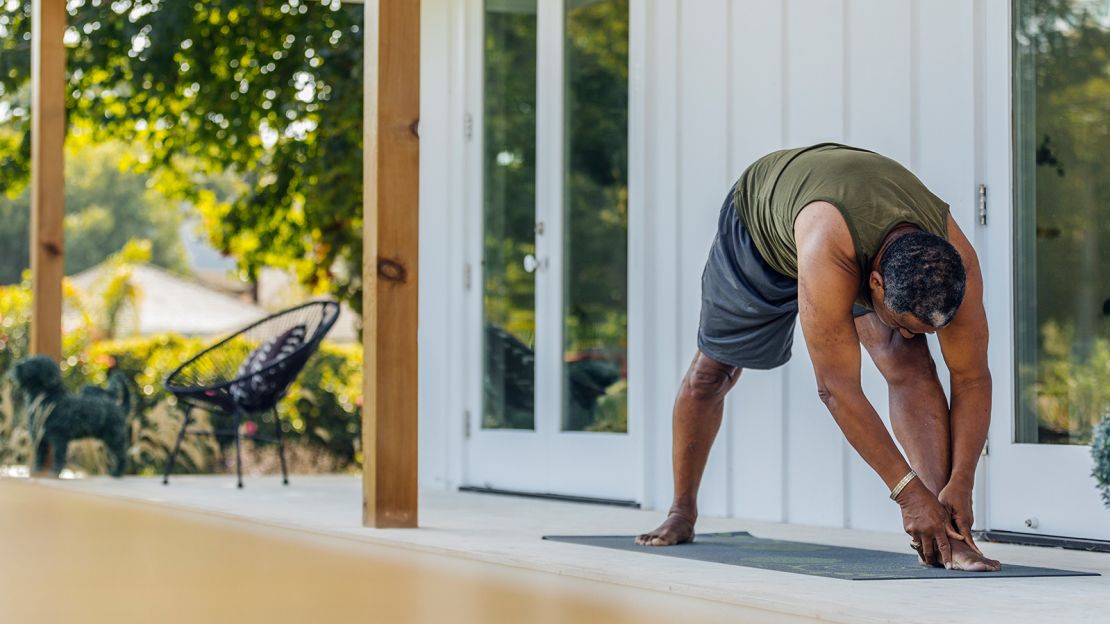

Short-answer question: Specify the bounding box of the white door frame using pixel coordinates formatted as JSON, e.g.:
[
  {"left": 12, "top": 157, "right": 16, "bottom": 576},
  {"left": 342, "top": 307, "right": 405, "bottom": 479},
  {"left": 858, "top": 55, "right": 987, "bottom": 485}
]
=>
[
  {"left": 461, "top": 0, "right": 642, "bottom": 502},
  {"left": 460, "top": 0, "right": 548, "bottom": 494},
  {"left": 981, "top": 0, "right": 1110, "bottom": 541}
]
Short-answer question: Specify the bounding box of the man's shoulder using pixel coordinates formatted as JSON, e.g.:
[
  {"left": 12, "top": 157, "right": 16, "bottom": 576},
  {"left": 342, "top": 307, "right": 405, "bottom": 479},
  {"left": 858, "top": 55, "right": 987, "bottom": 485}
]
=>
[{"left": 794, "top": 201, "right": 857, "bottom": 265}]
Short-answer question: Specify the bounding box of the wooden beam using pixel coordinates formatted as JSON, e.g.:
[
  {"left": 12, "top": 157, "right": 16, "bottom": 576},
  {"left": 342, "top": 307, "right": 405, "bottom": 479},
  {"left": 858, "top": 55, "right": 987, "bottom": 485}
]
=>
[
  {"left": 362, "top": 0, "right": 420, "bottom": 528},
  {"left": 30, "top": 0, "right": 65, "bottom": 362}
]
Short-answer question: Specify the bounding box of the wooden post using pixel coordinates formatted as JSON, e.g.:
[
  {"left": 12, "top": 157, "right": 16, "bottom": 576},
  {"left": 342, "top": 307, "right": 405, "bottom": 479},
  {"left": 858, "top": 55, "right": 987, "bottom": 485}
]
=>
[
  {"left": 362, "top": 0, "right": 420, "bottom": 528},
  {"left": 30, "top": 0, "right": 65, "bottom": 362}
]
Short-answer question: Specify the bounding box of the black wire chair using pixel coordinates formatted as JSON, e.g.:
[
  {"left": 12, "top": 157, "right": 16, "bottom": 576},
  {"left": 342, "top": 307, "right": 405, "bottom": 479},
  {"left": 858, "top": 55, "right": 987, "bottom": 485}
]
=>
[{"left": 162, "top": 300, "right": 341, "bottom": 488}]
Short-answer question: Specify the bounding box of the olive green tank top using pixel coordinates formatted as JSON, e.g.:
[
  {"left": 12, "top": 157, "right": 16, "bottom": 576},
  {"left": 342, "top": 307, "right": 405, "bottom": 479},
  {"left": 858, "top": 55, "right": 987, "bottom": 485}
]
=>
[{"left": 733, "top": 143, "right": 950, "bottom": 308}]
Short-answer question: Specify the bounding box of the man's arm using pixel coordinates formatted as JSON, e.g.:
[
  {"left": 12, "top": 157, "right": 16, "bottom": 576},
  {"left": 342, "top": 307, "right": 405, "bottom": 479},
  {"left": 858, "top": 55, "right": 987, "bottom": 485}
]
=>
[
  {"left": 796, "top": 226, "right": 910, "bottom": 491},
  {"left": 936, "top": 215, "right": 992, "bottom": 543},
  {"left": 796, "top": 204, "right": 962, "bottom": 566}
]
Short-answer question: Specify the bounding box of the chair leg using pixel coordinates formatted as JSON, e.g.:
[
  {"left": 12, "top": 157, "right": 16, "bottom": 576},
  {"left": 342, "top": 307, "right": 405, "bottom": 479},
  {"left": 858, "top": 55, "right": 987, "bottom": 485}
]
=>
[
  {"left": 163, "top": 406, "right": 191, "bottom": 485},
  {"left": 274, "top": 409, "right": 289, "bottom": 486},
  {"left": 234, "top": 408, "right": 243, "bottom": 489}
]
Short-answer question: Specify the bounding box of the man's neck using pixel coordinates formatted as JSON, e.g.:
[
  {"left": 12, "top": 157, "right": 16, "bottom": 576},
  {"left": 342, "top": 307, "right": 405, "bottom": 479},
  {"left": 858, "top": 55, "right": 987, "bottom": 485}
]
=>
[{"left": 872, "top": 223, "right": 920, "bottom": 272}]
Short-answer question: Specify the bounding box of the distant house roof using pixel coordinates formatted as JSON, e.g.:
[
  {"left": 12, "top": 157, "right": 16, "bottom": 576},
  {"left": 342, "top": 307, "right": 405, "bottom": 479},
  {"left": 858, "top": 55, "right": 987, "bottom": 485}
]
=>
[
  {"left": 65, "top": 263, "right": 360, "bottom": 342},
  {"left": 66, "top": 264, "right": 267, "bottom": 338}
]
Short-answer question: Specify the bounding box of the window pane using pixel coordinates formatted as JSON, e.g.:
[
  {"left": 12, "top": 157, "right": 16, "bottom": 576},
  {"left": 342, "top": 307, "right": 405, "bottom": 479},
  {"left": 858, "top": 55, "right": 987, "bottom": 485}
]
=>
[
  {"left": 482, "top": 0, "right": 538, "bottom": 430},
  {"left": 1014, "top": 0, "right": 1110, "bottom": 444},
  {"left": 562, "top": 0, "right": 629, "bottom": 432}
]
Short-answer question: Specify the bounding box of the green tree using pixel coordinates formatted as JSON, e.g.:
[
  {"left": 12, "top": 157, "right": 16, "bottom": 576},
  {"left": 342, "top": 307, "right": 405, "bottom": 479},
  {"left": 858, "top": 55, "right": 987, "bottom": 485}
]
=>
[
  {"left": 0, "top": 140, "right": 188, "bottom": 283},
  {"left": 0, "top": 0, "right": 363, "bottom": 312},
  {"left": 1015, "top": 0, "right": 1110, "bottom": 443}
]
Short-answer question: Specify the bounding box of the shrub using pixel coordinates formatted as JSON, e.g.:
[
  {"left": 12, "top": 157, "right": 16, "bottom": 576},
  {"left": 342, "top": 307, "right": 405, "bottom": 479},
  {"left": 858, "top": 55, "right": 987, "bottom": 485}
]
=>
[
  {"left": 70, "top": 334, "right": 363, "bottom": 475},
  {"left": 1093, "top": 413, "right": 1110, "bottom": 509},
  {"left": 0, "top": 281, "right": 362, "bottom": 476}
]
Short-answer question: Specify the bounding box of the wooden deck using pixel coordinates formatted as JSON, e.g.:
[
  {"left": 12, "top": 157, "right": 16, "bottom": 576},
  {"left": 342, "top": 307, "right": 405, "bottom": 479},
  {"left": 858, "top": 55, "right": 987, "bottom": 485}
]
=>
[
  {"left": 6, "top": 475, "right": 1110, "bottom": 623},
  {"left": 0, "top": 478, "right": 799, "bottom": 624}
]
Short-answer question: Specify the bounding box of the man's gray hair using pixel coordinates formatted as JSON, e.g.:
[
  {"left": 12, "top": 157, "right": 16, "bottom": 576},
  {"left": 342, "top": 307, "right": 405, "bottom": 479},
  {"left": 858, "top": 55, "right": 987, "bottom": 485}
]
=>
[{"left": 880, "top": 231, "right": 966, "bottom": 328}]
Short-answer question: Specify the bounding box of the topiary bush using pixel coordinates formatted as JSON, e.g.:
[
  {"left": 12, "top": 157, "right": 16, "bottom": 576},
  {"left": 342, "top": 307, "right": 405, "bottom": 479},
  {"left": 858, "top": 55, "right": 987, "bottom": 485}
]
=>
[{"left": 1093, "top": 412, "right": 1110, "bottom": 509}]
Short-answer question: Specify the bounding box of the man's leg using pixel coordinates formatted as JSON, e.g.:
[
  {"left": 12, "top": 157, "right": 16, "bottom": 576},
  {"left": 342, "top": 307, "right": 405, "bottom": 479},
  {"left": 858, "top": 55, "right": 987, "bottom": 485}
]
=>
[
  {"left": 635, "top": 351, "right": 740, "bottom": 546},
  {"left": 855, "top": 313, "right": 999, "bottom": 570}
]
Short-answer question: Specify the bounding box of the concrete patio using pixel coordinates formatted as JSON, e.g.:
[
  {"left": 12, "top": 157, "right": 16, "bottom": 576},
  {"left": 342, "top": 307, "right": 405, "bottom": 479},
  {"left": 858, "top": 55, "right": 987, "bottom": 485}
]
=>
[{"left": 24, "top": 474, "right": 1110, "bottom": 624}]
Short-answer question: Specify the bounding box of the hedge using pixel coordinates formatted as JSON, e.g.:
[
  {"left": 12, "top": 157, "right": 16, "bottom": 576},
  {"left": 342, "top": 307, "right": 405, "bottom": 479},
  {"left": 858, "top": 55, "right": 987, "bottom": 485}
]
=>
[{"left": 1, "top": 282, "right": 363, "bottom": 475}]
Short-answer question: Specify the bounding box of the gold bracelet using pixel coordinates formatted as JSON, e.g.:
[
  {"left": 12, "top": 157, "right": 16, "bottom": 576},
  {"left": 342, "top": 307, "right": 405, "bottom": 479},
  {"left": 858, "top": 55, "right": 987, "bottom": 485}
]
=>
[{"left": 889, "top": 470, "right": 918, "bottom": 501}]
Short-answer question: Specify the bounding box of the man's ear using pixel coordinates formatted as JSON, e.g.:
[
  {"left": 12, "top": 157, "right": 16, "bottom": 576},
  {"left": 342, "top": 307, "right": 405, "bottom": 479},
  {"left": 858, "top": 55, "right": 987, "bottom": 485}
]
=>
[{"left": 869, "top": 270, "right": 884, "bottom": 292}]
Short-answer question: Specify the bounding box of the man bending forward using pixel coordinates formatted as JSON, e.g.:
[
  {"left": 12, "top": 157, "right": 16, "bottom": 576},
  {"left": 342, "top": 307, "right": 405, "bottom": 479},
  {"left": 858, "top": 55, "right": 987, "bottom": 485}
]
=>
[{"left": 636, "top": 143, "right": 1000, "bottom": 572}]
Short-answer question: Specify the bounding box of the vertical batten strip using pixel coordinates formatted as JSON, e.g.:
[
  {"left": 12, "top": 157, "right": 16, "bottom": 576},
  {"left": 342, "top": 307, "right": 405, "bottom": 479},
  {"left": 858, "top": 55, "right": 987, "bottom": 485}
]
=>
[
  {"left": 721, "top": 0, "right": 735, "bottom": 518},
  {"left": 362, "top": 0, "right": 421, "bottom": 528},
  {"left": 779, "top": 0, "right": 791, "bottom": 525},
  {"left": 647, "top": 0, "right": 680, "bottom": 510},
  {"left": 30, "top": 0, "right": 65, "bottom": 362},
  {"left": 909, "top": 0, "right": 921, "bottom": 172},
  {"left": 841, "top": 0, "right": 853, "bottom": 531}
]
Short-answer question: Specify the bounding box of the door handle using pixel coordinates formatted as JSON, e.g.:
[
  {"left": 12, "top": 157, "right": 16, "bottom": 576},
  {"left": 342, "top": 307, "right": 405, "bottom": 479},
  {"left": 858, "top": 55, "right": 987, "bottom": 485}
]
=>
[{"left": 523, "top": 254, "right": 546, "bottom": 273}]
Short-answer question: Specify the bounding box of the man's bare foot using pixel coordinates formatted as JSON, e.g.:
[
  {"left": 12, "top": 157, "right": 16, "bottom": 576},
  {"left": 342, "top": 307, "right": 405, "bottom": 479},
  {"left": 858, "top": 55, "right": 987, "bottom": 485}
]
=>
[
  {"left": 916, "top": 538, "right": 1001, "bottom": 571},
  {"left": 635, "top": 512, "right": 695, "bottom": 546},
  {"left": 949, "top": 538, "right": 1001, "bottom": 571}
]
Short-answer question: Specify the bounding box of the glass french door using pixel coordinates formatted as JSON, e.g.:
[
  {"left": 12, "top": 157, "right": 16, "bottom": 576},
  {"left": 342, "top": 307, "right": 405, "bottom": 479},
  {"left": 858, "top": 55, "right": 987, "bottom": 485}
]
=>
[
  {"left": 988, "top": 0, "right": 1110, "bottom": 540},
  {"left": 464, "top": 0, "right": 636, "bottom": 500}
]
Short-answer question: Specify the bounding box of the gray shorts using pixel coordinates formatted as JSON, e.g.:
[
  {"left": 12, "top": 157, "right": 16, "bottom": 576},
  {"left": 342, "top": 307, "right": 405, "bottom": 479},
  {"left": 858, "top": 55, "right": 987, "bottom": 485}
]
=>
[{"left": 697, "top": 188, "right": 869, "bottom": 370}]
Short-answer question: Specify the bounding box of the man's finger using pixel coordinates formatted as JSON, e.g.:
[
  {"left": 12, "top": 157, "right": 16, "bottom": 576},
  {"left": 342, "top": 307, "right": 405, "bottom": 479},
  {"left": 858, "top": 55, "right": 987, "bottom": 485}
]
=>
[
  {"left": 953, "top": 516, "right": 982, "bottom": 554},
  {"left": 961, "top": 527, "right": 984, "bottom": 556},
  {"left": 920, "top": 536, "right": 940, "bottom": 567},
  {"left": 944, "top": 525, "right": 966, "bottom": 543},
  {"left": 936, "top": 533, "right": 954, "bottom": 569}
]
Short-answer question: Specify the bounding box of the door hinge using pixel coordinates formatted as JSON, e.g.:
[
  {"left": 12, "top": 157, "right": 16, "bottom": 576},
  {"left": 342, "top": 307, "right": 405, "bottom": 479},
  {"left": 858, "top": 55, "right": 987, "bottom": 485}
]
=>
[
  {"left": 464, "top": 113, "right": 473, "bottom": 141},
  {"left": 463, "top": 410, "right": 472, "bottom": 439},
  {"left": 463, "top": 262, "right": 472, "bottom": 291},
  {"left": 978, "top": 184, "right": 987, "bottom": 226}
]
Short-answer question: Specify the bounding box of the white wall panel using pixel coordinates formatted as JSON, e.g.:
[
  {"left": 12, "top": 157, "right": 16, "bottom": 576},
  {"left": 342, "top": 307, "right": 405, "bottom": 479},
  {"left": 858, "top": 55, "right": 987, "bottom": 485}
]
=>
[
  {"left": 844, "top": 0, "right": 914, "bottom": 531},
  {"left": 728, "top": 0, "right": 786, "bottom": 166},
  {"left": 726, "top": 0, "right": 787, "bottom": 523},
  {"left": 418, "top": 0, "right": 453, "bottom": 489},
  {"left": 643, "top": 0, "right": 683, "bottom": 511},
  {"left": 785, "top": 0, "right": 845, "bottom": 146},
  {"left": 677, "top": 0, "right": 732, "bottom": 517},
  {"left": 846, "top": 0, "right": 913, "bottom": 162},
  {"left": 917, "top": 0, "right": 977, "bottom": 235},
  {"left": 783, "top": 0, "right": 847, "bottom": 527},
  {"left": 916, "top": 0, "right": 978, "bottom": 521}
]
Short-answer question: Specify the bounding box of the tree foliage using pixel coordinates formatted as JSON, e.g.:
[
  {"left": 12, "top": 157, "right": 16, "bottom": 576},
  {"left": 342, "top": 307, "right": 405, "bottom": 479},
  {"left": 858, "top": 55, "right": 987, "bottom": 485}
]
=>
[
  {"left": 479, "top": 0, "right": 629, "bottom": 433},
  {"left": 1016, "top": 0, "right": 1110, "bottom": 443},
  {"left": 0, "top": 0, "right": 364, "bottom": 313},
  {"left": 0, "top": 139, "right": 188, "bottom": 283}
]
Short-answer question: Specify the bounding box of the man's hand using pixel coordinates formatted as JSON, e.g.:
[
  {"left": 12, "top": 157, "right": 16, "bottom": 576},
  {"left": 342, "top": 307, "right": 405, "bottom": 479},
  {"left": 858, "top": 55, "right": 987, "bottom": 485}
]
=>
[
  {"left": 897, "top": 479, "right": 965, "bottom": 568},
  {"left": 938, "top": 482, "right": 983, "bottom": 556}
]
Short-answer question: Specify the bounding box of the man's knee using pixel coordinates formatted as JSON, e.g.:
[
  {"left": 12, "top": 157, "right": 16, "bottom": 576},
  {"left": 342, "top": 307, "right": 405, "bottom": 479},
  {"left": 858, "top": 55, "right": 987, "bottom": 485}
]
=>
[
  {"left": 871, "top": 336, "right": 937, "bottom": 387},
  {"left": 681, "top": 353, "right": 739, "bottom": 402}
]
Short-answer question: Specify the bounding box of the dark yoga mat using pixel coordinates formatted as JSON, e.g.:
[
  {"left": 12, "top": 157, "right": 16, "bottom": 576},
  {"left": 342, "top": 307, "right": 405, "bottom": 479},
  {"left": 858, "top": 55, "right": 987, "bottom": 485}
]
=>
[{"left": 543, "top": 531, "right": 1100, "bottom": 581}]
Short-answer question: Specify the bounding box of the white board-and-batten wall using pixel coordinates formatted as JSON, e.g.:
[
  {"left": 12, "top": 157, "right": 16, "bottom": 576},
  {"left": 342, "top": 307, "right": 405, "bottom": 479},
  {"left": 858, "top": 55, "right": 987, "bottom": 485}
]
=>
[{"left": 416, "top": 0, "right": 1006, "bottom": 533}]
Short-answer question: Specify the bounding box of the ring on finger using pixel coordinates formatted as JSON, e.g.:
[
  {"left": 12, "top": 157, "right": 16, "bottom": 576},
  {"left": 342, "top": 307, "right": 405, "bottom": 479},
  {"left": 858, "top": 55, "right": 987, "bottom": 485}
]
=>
[{"left": 910, "top": 540, "right": 922, "bottom": 550}]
